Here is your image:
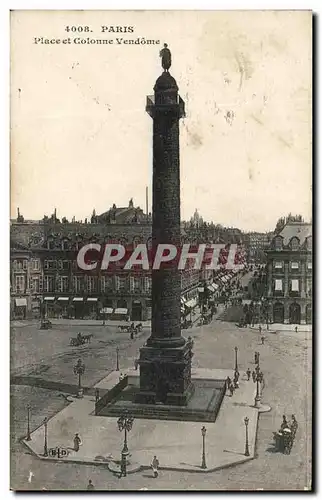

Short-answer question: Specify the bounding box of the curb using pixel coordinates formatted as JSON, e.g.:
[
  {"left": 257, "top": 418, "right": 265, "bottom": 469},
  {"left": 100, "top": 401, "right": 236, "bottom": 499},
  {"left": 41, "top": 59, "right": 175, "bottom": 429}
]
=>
[{"left": 21, "top": 438, "right": 256, "bottom": 474}]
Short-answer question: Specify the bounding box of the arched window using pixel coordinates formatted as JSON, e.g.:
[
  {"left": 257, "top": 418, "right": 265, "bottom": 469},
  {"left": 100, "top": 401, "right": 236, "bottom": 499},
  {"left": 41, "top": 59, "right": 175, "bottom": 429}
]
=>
[
  {"left": 290, "top": 237, "right": 300, "bottom": 251},
  {"left": 133, "top": 236, "right": 142, "bottom": 249},
  {"left": 61, "top": 239, "right": 70, "bottom": 251},
  {"left": 274, "top": 236, "right": 283, "bottom": 251},
  {"left": 47, "top": 238, "right": 54, "bottom": 250}
]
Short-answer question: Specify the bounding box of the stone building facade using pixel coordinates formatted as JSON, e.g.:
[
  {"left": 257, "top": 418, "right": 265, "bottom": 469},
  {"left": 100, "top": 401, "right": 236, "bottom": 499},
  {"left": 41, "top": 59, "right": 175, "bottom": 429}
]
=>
[
  {"left": 10, "top": 205, "right": 201, "bottom": 321},
  {"left": 265, "top": 222, "right": 312, "bottom": 324}
]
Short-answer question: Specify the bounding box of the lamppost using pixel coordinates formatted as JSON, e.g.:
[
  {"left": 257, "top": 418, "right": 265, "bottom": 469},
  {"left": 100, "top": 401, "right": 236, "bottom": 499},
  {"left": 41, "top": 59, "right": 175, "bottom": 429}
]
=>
[
  {"left": 116, "top": 347, "right": 120, "bottom": 371},
  {"left": 244, "top": 417, "right": 250, "bottom": 456},
  {"left": 26, "top": 405, "right": 31, "bottom": 441},
  {"left": 201, "top": 426, "right": 207, "bottom": 469},
  {"left": 74, "top": 358, "right": 85, "bottom": 398},
  {"left": 254, "top": 369, "right": 263, "bottom": 408},
  {"left": 234, "top": 346, "right": 238, "bottom": 372},
  {"left": 43, "top": 417, "right": 48, "bottom": 457},
  {"left": 117, "top": 411, "right": 134, "bottom": 477}
]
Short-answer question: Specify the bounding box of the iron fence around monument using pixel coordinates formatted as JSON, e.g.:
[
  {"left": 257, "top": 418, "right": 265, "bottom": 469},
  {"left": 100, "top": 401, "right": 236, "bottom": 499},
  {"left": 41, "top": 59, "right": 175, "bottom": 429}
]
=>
[{"left": 95, "top": 375, "right": 129, "bottom": 415}]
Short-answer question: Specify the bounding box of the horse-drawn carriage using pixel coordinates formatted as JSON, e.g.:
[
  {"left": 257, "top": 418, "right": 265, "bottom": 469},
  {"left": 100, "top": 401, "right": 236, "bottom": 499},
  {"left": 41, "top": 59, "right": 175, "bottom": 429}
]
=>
[
  {"left": 118, "top": 323, "right": 143, "bottom": 335},
  {"left": 273, "top": 428, "right": 293, "bottom": 454},
  {"left": 40, "top": 319, "right": 52, "bottom": 330},
  {"left": 69, "top": 333, "right": 93, "bottom": 346}
]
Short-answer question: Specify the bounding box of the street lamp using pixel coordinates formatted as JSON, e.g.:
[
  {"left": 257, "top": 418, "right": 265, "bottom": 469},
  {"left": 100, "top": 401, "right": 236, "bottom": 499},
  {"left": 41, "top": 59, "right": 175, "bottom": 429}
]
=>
[
  {"left": 117, "top": 411, "right": 134, "bottom": 477},
  {"left": 234, "top": 346, "right": 238, "bottom": 372},
  {"left": 201, "top": 426, "right": 207, "bottom": 469},
  {"left": 254, "top": 369, "right": 263, "bottom": 408},
  {"left": 244, "top": 417, "right": 250, "bottom": 456},
  {"left": 116, "top": 347, "right": 120, "bottom": 371},
  {"left": 74, "top": 358, "right": 85, "bottom": 398},
  {"left": 43, "top": 417, "right": 48, "bottom": 457},
  {"left": 26, "top": 405, "right": 31, "bottom": 441}
]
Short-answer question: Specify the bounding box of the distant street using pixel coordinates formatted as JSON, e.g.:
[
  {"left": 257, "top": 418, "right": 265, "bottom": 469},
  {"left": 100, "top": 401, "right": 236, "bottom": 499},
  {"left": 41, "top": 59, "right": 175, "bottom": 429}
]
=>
[{"left": 11, "top": 318, "right": 311, "bottom": 491}]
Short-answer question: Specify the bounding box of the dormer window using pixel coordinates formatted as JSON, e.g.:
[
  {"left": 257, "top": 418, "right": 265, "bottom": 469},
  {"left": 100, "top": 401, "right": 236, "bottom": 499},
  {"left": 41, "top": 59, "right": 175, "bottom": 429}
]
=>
[
  {"left": 290, "top": 237, "right": 300, "bottom": 251},
  {"left": 274, "top": 236, "right": 283, "bottom": 251},
  {"left": 306, "top": 237, "right": 312, "bottom": 251}
]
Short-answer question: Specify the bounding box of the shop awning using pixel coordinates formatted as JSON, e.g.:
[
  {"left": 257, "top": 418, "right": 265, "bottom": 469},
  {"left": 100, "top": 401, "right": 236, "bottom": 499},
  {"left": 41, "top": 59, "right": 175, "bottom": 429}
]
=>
[
  {"left": 44, "top": 297, "right": 55, "bottom": 301},
  {"left": 57, "top": 297, "right": 69, "bottom": 301},
  {"left": 87, "top": 298, "right": 98, "bottom": 302},
  {"left": 73, "top": 297, "right": 84, "bottom": 302},
  {"left": 212, "top": 283, "right": 219, "bottom": 290},
  {"left": 15, "top": 298, "right": 27, "bottom": 306},
  {"left": 207, "top": 285, "right": 214, "bottom": 292},
  {"left": 114, "top": 308, "right": 128, "bottom": 315},
  {"left": 185, "top": 298, "right": 197, "bottom": 309},
  {"left": 198, "top": 287, "right": 204, "bottom": 293},
  {"left": 101, "top": 307, "right": 113, "bottom": 314}
]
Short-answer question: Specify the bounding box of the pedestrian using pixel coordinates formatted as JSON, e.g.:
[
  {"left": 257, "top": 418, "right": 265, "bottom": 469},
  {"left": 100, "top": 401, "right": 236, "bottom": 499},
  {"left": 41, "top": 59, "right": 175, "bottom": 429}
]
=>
[
  {"left": 134, "top": 359, "right": 139, "bottom": 370},
  {"left": 226, "top": 376, "right": 231, "bottom": 392},
  {"left": 259, "top": 325, "right": 262, "bottom": 334},
  {"left": 229, "top": 383, "right": 235, "bottom": 397},
  {"left": 87, "top": 479, "right": 95, "bottom": 490},
  {"left": 280, "top": 415, "right": 289, "bottom": 431},
  {"left": 119, "top": 452, "right": 127, "bottom": 478},
  {"left": 252, "top": 370, "right": 256, "bottom": 383},
  {"left": 290, "top": 414, "right": 298, "bottom": 439},
  {"left": 233, "top": 371, "right": 239, "bottom": 389},
  {"left": 295, "top": 326, "right": 298, "bottom": 333},
  {"left": 261, "top": 335, "right": 265, "bottom": 345},
  {"left": 73, "top": 433, "right": 82, "bottom": 452},
  {"left": 119, "top": 372, "right": 124, "bottom": 382},
  {"left": 151, "top": 455, "right": 159, "bottom": 478},
  {"left": 95, "top": 388, "right": 100, "bottom": 403},
  {"left": 246, "top": 368, "right": 251, "bottom": 381}
]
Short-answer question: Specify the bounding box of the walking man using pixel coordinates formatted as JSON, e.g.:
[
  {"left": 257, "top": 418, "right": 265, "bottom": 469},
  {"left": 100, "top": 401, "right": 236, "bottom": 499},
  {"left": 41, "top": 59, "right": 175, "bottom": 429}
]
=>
[
  {"left": 246, "top": 368, "right": 251, "bottom": 381},
  {"left": 226, "top": 376, "right": 231, "bottom": 393},
  {"left": 252, "top": 370, "right": 256, "bottom": 383},
  {"left": 73, "top": 433, "right": 82, "bottom": 452},
  {"left": 95, "top": 388, "right": 100, "bottom": 403},
  {"left": 229, "top": 383, "right": 235, "bottom": 397},
  {"left": 261, "top": 335, "right": 265, "bottom": 345},
  {"left": 151, "top": 455, "right": 159, "bottom": 478}
]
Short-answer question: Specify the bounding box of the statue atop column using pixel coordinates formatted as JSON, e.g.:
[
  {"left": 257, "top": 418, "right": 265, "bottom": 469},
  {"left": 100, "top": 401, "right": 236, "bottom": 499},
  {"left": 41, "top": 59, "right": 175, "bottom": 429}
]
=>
[{"left": 159, "top": 43, "right": 171, "bottom": 71}]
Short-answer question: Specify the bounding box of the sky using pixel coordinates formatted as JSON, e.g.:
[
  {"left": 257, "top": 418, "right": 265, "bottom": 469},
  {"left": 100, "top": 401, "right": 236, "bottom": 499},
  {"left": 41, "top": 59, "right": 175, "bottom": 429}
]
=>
[{"left": 10, "top": 10, "right": 312, "bottom": 231}]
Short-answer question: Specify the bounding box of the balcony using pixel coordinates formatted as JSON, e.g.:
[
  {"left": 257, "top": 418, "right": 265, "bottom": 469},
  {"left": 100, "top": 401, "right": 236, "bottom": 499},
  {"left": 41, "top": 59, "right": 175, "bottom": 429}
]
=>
[{"left": 146, "top": 95, "right": 185, "bottom": 118}]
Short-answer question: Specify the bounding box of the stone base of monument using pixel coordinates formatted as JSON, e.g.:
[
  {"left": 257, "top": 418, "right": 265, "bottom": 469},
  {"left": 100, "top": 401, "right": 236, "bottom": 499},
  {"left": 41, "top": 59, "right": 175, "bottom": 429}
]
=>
[{"left": 96, "top": 375, "right": 226, "bottom": 423}]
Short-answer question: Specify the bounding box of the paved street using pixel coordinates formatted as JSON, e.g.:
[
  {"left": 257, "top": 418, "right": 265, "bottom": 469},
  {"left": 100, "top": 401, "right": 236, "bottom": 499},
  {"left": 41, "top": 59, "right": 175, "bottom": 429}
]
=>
[{"left": 11, "top": 319, "right": 312, "bottom": 491}]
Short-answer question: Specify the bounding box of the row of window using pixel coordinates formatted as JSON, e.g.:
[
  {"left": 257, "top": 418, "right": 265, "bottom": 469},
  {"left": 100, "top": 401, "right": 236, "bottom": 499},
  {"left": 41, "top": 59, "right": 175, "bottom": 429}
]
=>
[
  {"left": 12, "top": 259, "right": 40, "bottom": 271},
  {"left": 273, "top": 278, "right": 312, "bottom": 296},
  {"left": 45, "top": 237, "right": 151, "bottom": 251},
  {"left": 274, "top": 236, "right": 312, "bottom": 251},
  {"left": 13, "top": 275, "right": 153, "bottom": 294},
  {"left": 274, "top": 261, "right": 312, "bottom": 271}
]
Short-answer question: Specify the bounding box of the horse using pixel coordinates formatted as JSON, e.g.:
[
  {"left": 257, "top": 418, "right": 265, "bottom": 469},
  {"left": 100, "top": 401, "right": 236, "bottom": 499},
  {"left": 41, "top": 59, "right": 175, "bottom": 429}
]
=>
[
  {"left": 83, "top": 334, "right": 93, "bottom": 343},
  {"left": 118, "top": 325, "right": 130, "bottom": 332}
]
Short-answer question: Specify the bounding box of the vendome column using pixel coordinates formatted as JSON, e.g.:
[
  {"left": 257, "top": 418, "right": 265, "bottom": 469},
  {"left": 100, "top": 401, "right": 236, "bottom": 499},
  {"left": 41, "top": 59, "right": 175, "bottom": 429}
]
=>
[{"left": 136, "top": 49, "right": 194, "bottom": 406}]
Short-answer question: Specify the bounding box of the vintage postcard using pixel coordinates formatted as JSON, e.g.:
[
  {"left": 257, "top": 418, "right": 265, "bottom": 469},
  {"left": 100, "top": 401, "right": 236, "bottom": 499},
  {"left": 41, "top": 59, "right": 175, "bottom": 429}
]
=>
[{"left": 10, "top": 10, "right": 312, "bottom": 491}]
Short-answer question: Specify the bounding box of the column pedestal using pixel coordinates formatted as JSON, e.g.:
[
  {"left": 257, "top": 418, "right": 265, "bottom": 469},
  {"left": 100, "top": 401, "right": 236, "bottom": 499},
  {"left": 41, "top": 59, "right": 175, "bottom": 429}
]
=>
[{"left": 136, "top": 340, "right": 194, "bottom": 406}]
